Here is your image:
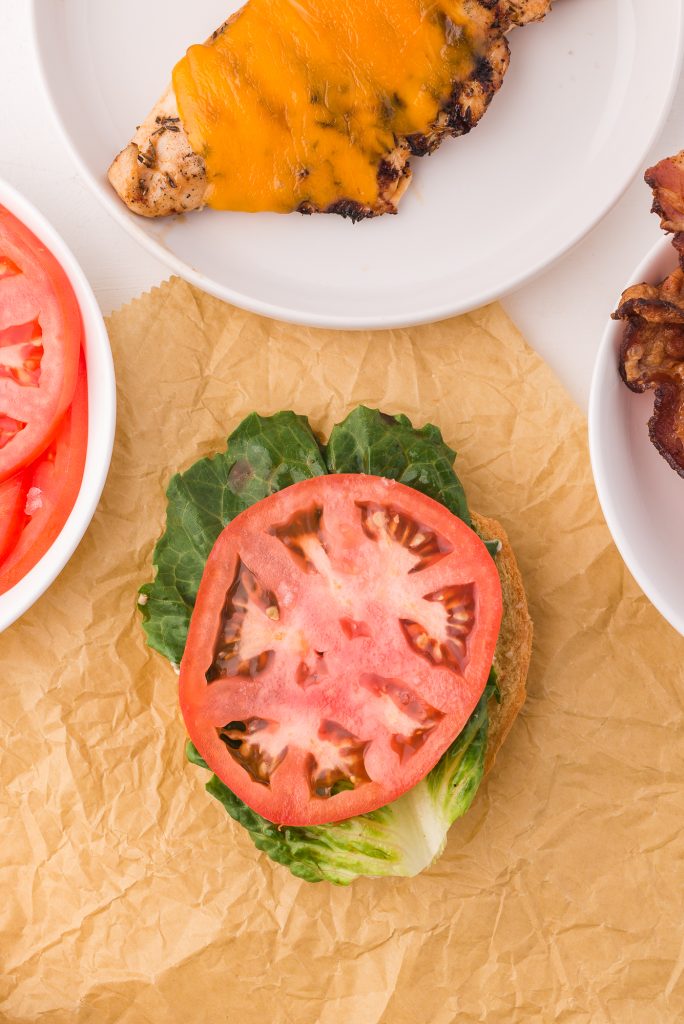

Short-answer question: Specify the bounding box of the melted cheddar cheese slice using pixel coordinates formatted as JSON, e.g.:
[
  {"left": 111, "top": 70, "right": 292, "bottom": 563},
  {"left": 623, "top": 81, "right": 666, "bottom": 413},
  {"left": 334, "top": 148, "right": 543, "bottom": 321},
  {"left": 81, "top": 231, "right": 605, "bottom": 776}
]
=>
[{"left": 173, "top": 0, "right": 494, "bottom": 214}]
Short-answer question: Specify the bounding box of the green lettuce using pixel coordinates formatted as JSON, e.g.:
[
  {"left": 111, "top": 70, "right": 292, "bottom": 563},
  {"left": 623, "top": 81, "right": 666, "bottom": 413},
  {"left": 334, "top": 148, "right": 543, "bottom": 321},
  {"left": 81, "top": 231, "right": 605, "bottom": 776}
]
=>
[
  {"left": 142, "top": 407, "right": 499, "bottom": 884},
  {"left": 326, "top": 406, "right": 471, "bottom": 526},
  {"left": 187, "top": 673, "right": 496, "bottom": 884},
  {"left": 140, "top": 412, "right": 327, "bottom": 664}
]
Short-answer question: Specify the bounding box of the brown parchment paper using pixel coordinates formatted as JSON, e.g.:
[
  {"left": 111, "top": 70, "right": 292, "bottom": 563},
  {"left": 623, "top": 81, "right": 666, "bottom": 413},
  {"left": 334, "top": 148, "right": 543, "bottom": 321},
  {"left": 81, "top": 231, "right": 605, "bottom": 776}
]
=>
[{"left": 1, "top": 278, "right": 683, "bottom": 1024}]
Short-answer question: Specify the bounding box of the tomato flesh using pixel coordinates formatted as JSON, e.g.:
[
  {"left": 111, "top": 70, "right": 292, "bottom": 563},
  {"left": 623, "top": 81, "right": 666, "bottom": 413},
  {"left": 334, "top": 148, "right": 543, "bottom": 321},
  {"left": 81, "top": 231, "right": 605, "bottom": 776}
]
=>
[
  {"left": 0, "top": 471, "right": 29, "bottom": 564},
  {"left": 180, "top": 475, "right": 502, "bottom": 826},
  {"left": 0, "top": 205, "right": 82, "bottom": 483},
  {"left": 0, "top": 353, "right": 88, "bottom": 595}
]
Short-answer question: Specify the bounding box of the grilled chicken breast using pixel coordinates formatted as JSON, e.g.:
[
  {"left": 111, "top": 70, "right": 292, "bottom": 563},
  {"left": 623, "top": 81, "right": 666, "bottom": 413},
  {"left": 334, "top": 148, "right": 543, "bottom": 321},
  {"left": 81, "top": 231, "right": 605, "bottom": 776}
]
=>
[{"left": 109, "top": 0, "right": 553, "bottom": 220}]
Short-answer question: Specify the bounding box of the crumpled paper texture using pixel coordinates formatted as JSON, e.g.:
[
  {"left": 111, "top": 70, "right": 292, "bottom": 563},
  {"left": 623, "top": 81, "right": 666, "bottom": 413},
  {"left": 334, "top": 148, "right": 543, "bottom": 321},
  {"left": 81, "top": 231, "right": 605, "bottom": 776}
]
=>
[{"left": 1, "top": 278, "right": 683, "bottom": 1023}]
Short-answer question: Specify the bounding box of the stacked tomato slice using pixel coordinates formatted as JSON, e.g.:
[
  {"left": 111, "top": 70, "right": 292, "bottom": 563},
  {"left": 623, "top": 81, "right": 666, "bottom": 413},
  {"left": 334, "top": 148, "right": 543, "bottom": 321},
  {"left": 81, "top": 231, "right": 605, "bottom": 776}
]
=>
[
  {"left": 180, "top": 474, "right": 502, "bottom": 825},
  {"left": 0, "top": 206, "right": 88, "bottom": 596}
]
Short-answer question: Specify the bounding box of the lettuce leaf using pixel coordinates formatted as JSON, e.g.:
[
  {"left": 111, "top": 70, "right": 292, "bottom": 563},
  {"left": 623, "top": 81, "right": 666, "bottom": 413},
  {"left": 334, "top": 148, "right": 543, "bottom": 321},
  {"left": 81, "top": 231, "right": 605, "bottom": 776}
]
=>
[
  {"left": 139, "top": 412, "right": 326, "bottom": 664},
  {"left": 142, "top": 407, "right": 496, "bottom": 883},
  {"left": 187, "top": 673, "right": 494, "bottom": 885},
  {"left": 327, "top": 406, "right": 471, "bottom": 526}
]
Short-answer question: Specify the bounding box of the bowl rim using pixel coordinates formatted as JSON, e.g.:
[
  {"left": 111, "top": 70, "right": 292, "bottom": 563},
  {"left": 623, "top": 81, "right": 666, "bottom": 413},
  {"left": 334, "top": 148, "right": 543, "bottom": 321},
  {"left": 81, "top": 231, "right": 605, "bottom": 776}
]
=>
[
  {"left": 0, "top": 177, "right": 116, "bottom": 632},
  {"left": 588, "top": 234, "right": 684, "bottom": 637}
]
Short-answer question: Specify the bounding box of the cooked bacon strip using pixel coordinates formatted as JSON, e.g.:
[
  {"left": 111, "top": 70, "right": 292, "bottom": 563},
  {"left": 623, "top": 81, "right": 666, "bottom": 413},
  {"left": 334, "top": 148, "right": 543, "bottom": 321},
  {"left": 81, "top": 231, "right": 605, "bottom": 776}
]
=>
[
  {"left": 646, "top": 153, "right": 684, "bottom": 233},
  {"left": 613, "top": 268, "right": 684, "bottom": 477},
  {"left": 645, "top": 152, "right": 684, "bottom": 267}
]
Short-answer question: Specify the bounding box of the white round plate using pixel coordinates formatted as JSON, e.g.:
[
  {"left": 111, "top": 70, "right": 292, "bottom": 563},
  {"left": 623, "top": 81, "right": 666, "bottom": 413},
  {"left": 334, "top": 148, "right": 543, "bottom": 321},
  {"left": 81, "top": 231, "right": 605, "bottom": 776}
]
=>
[
  {"left": 589, "top": 237, "right": 684, "bottom": 637},
  {"left": 0, "top": 179, "right": 115, "bottom": 632},
  {"left": 33, "top": 0, "right": 683, "bottom": 329}
]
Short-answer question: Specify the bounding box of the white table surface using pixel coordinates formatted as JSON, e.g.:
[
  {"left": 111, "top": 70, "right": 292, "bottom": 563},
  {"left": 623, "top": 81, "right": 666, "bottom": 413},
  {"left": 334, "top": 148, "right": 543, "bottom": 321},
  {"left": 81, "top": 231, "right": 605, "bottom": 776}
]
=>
[{"left": 3, "top": 3, "right": 683, "bottom": 412}]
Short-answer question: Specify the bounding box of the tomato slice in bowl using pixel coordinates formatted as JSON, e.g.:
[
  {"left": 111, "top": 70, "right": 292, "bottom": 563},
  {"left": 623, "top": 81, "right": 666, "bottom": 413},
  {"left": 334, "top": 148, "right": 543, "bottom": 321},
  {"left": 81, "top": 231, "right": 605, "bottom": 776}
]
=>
[
  {"left": 0, "top": 205, "right": 82, "bottom": 483},
  {"left": 0, "top": 470, "right": 29, "bottom": 564},
  {"left": 0, "top": 353, "right": 88, "bottom": 596},
  {"left": 180, "top": 474, "right": 502, "bottom": 826}
]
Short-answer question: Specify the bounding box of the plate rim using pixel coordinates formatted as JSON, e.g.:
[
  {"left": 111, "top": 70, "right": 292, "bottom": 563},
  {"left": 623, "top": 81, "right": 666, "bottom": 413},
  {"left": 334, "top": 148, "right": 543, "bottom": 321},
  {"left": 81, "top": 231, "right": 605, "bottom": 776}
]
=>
[
  {"left": 0, "top": 177, "right": 116, "bottom": 632},
  {"left": 588, "top": 234, "right": 684, "bottom": 637},
  {"left": 30, "top": 0, "right": 684, "bottom": 330}
]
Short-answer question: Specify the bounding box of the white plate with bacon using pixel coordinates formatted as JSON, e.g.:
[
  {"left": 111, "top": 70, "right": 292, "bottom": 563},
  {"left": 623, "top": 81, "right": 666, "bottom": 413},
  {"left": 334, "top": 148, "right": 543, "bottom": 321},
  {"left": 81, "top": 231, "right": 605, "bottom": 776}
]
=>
[
  {"left": 33, "top": 0, "right": 684, "bottom": 329},
  {"left": 590, "top": 153, "right": 684, "bottom": 637}
]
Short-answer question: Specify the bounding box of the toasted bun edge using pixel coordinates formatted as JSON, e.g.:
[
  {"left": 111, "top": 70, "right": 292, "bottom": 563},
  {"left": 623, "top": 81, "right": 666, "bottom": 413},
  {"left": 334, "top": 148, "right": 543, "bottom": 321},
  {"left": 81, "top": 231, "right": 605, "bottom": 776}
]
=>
[{"left": 471, "top": 511, "right": 533, "bottom": 774}]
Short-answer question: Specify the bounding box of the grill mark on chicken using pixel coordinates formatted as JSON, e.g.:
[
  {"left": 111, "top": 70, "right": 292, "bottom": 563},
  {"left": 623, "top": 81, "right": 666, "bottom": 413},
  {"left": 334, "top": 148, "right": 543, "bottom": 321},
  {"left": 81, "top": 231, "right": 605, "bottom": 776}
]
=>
[{"left": 108, "top": 0, "right": 553, "bottom": 219}]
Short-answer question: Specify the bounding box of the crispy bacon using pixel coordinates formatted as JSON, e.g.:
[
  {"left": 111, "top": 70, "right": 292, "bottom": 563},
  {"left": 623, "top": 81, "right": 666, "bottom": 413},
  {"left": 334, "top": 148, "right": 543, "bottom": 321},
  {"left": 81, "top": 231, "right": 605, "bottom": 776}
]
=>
[
  {"left": 613, "top": 268, "right": 684, "bottom": 477},
  {"left": 646, "top": 152, "right": 684, "bottom": 267}
]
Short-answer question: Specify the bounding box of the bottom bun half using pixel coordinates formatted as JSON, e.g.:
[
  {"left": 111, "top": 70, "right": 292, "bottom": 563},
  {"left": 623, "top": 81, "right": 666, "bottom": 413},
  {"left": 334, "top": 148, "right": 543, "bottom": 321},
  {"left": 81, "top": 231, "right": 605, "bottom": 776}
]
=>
[{"left": 471, "top": 511, "right": 533, "bottom": 773}]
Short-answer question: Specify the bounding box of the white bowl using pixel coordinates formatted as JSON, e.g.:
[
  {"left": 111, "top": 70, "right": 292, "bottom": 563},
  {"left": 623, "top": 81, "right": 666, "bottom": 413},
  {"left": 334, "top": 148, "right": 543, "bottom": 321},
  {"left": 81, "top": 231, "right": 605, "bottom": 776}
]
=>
[
  {"left": 0, "top": 179, "right": 115, "bottom": 632},
  {"left": 589, "top": 236, "right": 684, "bottom": 636}
]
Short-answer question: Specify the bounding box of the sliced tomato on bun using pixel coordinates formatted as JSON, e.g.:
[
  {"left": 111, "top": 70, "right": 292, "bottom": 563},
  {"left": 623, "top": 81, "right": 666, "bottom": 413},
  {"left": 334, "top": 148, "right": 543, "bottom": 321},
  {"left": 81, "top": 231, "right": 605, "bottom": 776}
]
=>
[{"left": 180, "top": 474, "right": 502, "bottom": 826}]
